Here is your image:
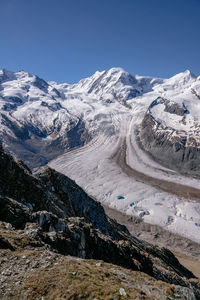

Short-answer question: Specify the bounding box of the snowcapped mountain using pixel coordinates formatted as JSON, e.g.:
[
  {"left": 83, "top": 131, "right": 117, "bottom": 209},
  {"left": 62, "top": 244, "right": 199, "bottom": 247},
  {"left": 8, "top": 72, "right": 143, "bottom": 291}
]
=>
[
  {"left": 0, "top": 67, "right": 164, "bottom": 168},
  {"left": 0, "top": 69, "right": 91, "bottom": 167},
  {"left": 1, "top": 67, "right": 200, "bottom": 244},
  {"left": 51, "top": 67, "right": 164, "bottom": 104}
]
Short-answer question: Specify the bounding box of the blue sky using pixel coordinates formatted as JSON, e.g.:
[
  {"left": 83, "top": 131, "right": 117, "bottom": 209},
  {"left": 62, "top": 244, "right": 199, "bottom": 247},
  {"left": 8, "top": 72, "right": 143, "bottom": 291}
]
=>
[{"left": 0, "top": 0, "right": 200, "bottom": 83}]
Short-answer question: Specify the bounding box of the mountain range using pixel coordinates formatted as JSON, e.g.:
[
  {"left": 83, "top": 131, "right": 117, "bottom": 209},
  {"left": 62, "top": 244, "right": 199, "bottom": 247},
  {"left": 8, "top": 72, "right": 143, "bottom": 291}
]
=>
[{"left": 0, "top": 67, "right": 200, "bottom": 246}]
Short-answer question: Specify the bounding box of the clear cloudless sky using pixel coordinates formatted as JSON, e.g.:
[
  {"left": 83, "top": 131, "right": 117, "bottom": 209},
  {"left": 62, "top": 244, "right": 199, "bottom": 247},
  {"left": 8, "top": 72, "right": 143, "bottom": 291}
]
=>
[{"left": 0, "top": 0, "right": 200, "bottom": 83}]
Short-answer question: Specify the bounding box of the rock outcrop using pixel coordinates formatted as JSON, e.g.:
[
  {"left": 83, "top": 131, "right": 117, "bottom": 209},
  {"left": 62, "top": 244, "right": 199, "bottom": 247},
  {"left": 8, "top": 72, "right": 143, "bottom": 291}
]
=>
[{"left": 138, "top": 97, "right": 200, "bottom": 176}]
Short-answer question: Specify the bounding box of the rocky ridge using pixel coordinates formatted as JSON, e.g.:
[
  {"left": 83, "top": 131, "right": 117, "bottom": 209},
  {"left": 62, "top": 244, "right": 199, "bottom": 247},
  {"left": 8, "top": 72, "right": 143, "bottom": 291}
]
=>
[{"left": 0, "top": 146, "right": 200, "bottom": 298}]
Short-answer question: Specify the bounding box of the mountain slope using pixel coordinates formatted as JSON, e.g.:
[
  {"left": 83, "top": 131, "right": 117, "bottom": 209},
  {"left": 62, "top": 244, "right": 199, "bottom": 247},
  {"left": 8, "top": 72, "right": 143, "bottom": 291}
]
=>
[
  {"left": 0, "top": 147, "right": 200, "bottom": 299},
  {"left": 0, "top": 69, "right": 91, "bottom": 168}
]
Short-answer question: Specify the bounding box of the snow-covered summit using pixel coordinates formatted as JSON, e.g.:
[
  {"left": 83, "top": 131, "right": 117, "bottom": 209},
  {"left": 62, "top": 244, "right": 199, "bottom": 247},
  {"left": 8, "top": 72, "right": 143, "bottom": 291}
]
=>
[
  {"left": 0, "top": 69, "right": 64, "bottom": 112},
  {"left": 170, "top": 69, "right": 196, "bottom": 81},
  {"left": 51, "top": 67, "right": 165, "bottom": 104}
]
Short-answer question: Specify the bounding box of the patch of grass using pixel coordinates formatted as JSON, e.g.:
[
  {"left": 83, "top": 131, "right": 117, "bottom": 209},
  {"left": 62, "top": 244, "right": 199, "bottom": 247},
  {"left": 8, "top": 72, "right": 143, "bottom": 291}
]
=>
[
  {"left": 1, "top": 251, "right": 194, "bottom": 300},
  {"left": 165, "top": 286, "right": 174, "bottom": 296}
]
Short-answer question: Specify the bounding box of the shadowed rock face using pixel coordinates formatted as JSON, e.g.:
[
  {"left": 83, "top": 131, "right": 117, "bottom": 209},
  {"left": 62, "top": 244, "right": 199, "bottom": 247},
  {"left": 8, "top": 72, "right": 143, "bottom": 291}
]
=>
[
  {"left": 1, "top": 115, "right": 91, "bottom": 170},
  {"left": 138, "top": 97, "right": 200, "bottom": 176},
  {"left": 33, "top": 76, "right": 49, "bottom": 92},
  {"left": 0, "top": 146, "right": 200, "bottom": 298}
]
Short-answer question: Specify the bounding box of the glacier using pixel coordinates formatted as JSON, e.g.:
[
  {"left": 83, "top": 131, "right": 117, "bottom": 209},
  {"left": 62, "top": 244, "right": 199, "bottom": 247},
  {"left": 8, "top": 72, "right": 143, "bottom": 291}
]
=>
[{"left": 0, "top": 67, "right": 200, "bottom": 243}]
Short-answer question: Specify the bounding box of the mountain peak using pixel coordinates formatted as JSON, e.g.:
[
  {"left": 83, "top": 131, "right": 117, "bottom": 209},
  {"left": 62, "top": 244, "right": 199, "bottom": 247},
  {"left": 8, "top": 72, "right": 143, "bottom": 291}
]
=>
[
  {"left": 166, "top": 70, "right": 196, "bottom": 86},
  {"left": 106, "top": 67, "right": 127, "bottom": 74},
  {"left": 0, "top": 69, "right": 34, "bottom": 83},
  {"left": 182, "top": 69, "right": 196, "bottom": 78},
  {"left": 0, "top": 69, "right": 16, "bottom": 82}
]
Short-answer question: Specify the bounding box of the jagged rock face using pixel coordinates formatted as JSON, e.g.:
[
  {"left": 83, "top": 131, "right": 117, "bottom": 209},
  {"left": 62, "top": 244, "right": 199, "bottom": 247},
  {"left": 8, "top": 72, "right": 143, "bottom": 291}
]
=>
[
  {"left": 138, "top": 97, "right": 200, "bottom": 176},
  {"left": 0, "top": 147, "right": 199, "bottom": 297}
]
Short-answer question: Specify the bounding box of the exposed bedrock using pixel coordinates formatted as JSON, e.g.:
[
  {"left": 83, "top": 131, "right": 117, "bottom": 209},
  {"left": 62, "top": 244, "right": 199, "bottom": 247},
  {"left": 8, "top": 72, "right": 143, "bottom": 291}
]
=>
[
  {"left": 138, "top": 97, "right": 200, "bottom": 176},
  {"left": 0, "top": 115, "right": 91, "bottom": 170}
]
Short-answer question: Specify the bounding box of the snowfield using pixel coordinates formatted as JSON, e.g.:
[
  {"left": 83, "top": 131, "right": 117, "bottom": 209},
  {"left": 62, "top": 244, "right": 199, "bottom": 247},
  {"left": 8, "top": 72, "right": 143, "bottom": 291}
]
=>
[{"left": 1, "top": 67, "right": 200, "bottom": 243}]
